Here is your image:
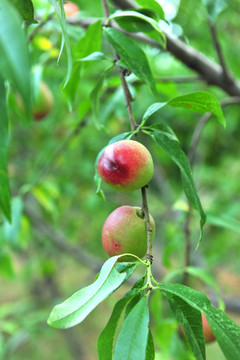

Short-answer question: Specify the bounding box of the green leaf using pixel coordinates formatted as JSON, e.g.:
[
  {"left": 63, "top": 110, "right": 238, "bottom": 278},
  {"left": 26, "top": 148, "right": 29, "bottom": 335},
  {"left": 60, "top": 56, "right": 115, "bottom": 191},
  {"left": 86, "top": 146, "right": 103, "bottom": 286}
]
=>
[
  {"left": 205, "top": 307, "right": 240, "bottom": 359},
  {"left": 160, "top": 283, "right": 240, "bottom": 360},
  {"left": 135, "top": 0, "right": 165, "bottom": 20},
  {"left": 10, "top": 0, "right": 37, "bottom": 23},
  {"left": 145, "top": 329, "right": 155, "bottom": 360},
  {"left": 98, "top": 276, "right": 145, "bottom": 360},
  {"left": 0, "top": 80, "right": 11, "bottom": 222},
  {"left": 202, "top": 0, "right": 227, "bottom": 22},
  {"left": 47, "top": 256, "right": 136, "bottom": 329},
  {"left": 0, "top": 0, "right": 31, "bottom": 122},
  {"left": 113, "top": 296, "right": 149, "bottom": 360},
  {"left": 64, "top": 20, "right": 102, "bottom": 103},
  {"left": 207, "top": 211, "right": 240, "bottom": 234},
  {"left": 145, "top": 126, "right": 206, "bottom": 247},
  {"left": 90, "top": 65, "right": 113, "bottom": 126},
  {"left": 3, "top": 197, "right": 23, "bottom": 244},
  {"left": 108, "top": 10, "right": 165, "bottom": 47},
  {"left": 76, "top": 51, "right": 108, "bottom": 62},
  {"left": 163, "top": 266, "right": 224, "bottom": 310},
  {"left": 141, "top": 91, "right": 225, "bottom": 127},
  {"left": 167, "top": 296, "right": 206, "bottom": 360},
  {"left": 0, "top": 252, "right": 15, "bottom": 279},
  {"left": 50, "top": 0, "right": 72, "bottom": 88},
  {"left": 104, "top": 27, "right": 158, "bottom": 98}
]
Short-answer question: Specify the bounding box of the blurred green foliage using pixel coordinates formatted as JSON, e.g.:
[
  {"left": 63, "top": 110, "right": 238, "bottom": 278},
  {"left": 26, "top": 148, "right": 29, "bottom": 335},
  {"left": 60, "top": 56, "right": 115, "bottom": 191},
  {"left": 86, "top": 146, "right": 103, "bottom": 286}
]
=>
[{"left": 1, "top": 0, "right": 240, "bottom": 359}]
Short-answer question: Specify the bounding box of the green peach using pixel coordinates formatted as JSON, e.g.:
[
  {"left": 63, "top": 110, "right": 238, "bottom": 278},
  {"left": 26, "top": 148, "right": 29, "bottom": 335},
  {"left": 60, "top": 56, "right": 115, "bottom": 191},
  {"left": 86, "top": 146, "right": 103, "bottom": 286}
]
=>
[{"left": 102, "top": 205, "right": 155, "bottom": 262}]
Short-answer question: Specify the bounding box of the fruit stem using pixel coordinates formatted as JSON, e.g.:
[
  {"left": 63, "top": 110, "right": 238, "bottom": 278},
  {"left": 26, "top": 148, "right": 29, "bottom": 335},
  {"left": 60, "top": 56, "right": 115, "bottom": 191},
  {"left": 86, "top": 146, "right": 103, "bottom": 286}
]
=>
[{"left": 141, "top": 186, "right": 153, "bottom": 263}]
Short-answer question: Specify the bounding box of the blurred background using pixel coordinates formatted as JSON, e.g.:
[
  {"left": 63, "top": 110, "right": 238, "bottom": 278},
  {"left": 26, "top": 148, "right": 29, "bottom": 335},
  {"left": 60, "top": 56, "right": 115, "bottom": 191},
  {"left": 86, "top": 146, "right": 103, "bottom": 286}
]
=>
[{"left": 1, "top": 0, "right": 240, "bottom": 359}]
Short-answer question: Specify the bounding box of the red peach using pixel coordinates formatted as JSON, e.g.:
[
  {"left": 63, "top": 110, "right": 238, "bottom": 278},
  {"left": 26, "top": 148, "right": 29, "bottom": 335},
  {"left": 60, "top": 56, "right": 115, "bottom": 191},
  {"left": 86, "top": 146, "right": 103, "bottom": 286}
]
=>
[{"left": 97, "top": 140, "right": 154, "bottom": 192}]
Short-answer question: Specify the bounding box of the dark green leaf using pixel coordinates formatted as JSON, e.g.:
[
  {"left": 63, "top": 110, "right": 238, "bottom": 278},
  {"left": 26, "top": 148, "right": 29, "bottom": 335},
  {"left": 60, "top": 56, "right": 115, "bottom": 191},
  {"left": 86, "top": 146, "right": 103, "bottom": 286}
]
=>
[
  {"left": 146, "top": 126, "right": 206, "bottom": 247},
  {"left": 10, "top": 0, "right": 37, "bottom": 23},
  {"left": 0, "top": 80, "right": 11, "bottom": 222},
  {"left": 136, "top": 0, "right": 165, "bottom": 20},
  {"left": 109, "top": 10, "right": 165, "bottom": 47},
  {"left": 141, "top": 91, "right": 225, "bottom": 127},
  {"left": 98, "top": 276, "right": 145, "bottom": 360},
  {"left": 167, "top": 295, "right": 205, "bottom": 360},
  {"left": 104, "top": 27, "right": 158, "bottom": 98},
  {"left": 48, "top": 256, "right": 136, "bottom": 329},
  {"left": 0, "top": 0, "right": 31, "bottom": 122},
  {"left": 113, "top": 296, "right": 149, "bottom": 360},
  {"left": 160, "top": 283, "right": 240, "bottom": 360},
  {"left": 64, "top": 20, "right": 102, "bottom": 103},
  {"left": 205, "top": 307, "right": 240, "bottom": 359},
  {"left": 145, "top": 329, "right": 155, "bottom": 360}
]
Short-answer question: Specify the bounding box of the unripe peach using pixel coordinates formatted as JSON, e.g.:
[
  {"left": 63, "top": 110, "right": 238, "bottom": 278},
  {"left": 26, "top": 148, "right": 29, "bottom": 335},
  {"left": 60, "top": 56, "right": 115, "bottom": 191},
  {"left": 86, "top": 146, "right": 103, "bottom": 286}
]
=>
[
  {"left": 201, "top": 313, "right": 215, "bottom": 343},
  {"left": 16, "top": 81, "right": 54, "bottom": 121},
  {"left": 63, "top": 2, "right": 80, "bottom": 16},
  {"left": 179, "top": 313, "right": 215, "bottom": 344},
  {"left": 102, "top": 206, "right": 155, "bottom": 262},
  {"left": 33, "top": 82, "right": 54, "bottom": 120},
  {"left": 97, "top": 140, "right": 154, "bottom": 191}
]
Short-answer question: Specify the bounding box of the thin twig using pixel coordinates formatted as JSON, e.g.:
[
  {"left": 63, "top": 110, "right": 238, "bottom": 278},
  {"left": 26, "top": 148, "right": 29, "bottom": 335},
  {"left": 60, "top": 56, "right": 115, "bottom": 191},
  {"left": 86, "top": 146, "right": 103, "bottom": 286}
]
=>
[
  {"left": 141, "top": 186, "right": 153, "bottom": 263},
  {"left": 119, "top": 71, "right": 136, "bottom": 131},
  {"left": 182, "top": 206, "right": 192, "bottom": 285},
  {"left": 101, "top": 0, "right": 110, "bottom": 18},
  {"left": 208, "top": 19, "right": 230, "bottom": 80}
]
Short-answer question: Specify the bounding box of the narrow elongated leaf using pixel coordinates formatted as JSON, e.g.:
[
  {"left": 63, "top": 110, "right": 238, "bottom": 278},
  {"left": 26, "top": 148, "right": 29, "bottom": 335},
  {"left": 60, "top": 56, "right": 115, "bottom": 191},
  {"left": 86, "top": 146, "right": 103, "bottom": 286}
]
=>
[
  {"left": 145, "top": 329, "right": 155, "bottom": 360},
  {"left": 98, "top": 276, "right": 146, "bottom": 360},
  {"left": 10, "top": 0, "right": 37, "bottom": 23},
  {"left": 76, "top": 52, "right": 108, "bottom": 62},
  {"left": 141, "top": 91, "right": 225, "bottom": 127},
  {"left": 47, "top": 257, "right": 136, "bottom": 329},
  {"left": 3, "top": 197, "right": 23, "bottom": 243},
  {"left": 207, "top": 211, "right": 240, "bottom": 233},
  {"left": 113, "top": 296, "right": 149, "bottom": 360},
  {"left": 50, "top": 0, "right": 72, "bottom": 87},
  {"left": 205, "top": 307, "right": 240, "bottom": 359},
  {"left": 145, "top": 127, "right": 206, "bottom": 246},
  {"left": 0, "top": 0, "right": 31, "bottom": 122},
  {"left": 64, "top": 20, "right": 102, "bottom": 103},
  {"left": 160, "top": 283, "right": 240, "bottom": 360},
  {"left": 0, "top": 80, "right": 11, "bottom": 222},
  {"left": 163, "top": 266, "right": 224, "bottom": 309},
  {"left": 167, "top": 295, "right": 205, "bottom": 360},
  {"left": 104, "top": 27, "right": 158, "bottom": 98},
  {"left": 109, "top": 11, "right": 165, "bottom": 47}
]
